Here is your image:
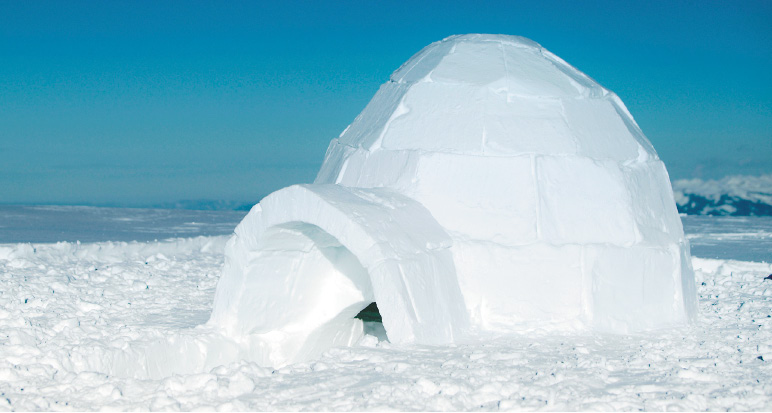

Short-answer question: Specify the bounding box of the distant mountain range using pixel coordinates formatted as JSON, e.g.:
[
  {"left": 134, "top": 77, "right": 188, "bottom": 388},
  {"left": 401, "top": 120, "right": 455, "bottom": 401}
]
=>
[{"left": 672, "top": 175, "right": 772, "bottom": 216}]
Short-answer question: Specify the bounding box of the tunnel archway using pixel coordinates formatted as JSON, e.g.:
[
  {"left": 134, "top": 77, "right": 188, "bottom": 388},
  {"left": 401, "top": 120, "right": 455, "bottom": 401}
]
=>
[
  {"left": 256, "top": 220, "right": 391, "bottom": 344},
  {"left": 209, "top": 184, "right": 469, "bottom": 367}
]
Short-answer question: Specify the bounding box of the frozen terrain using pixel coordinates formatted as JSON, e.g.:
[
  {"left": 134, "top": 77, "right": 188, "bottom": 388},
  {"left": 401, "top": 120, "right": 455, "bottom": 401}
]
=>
[
  {"left": 0, "top": 206, "right": 770, "bottom": 410},
  {"left": 0, "top": 205, "right": 245, "bottom": 244}
]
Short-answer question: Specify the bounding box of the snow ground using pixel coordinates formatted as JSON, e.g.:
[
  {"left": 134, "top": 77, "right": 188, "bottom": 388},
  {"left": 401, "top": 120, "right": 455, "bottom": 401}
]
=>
[
  {"left": 1, "top": 210, "right": 771, "bottom": 410},
  {"left": 0, "top": 205, "right": 245, "bottom": 244},
  {"left": 682, "top": 215, "right": 772, "bottom": 262}
]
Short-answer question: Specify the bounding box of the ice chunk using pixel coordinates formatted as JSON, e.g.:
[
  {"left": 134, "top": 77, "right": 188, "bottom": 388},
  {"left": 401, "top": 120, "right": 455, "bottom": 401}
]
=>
[
  {"left": 563, "top": 98, "right": 641, "bottom": 161},
  {"left": 483, "top": 93, "right": 577, "bottom": 155},
  {"left": 585, "top": 244, "right": 684, "bottom": 332},
  {"left": 407, "top": 152, "right": 538, "bottom": 245},
  {"left": 622, "top": 160, "right": 685, "bottom": 245},
  {"left": 337, "top": 82, "right": 410, "bottom": 150},
  {"left": 431, "top": 40, "right": 507, "bottom": 85},
  {"left": 500, "top": 44, "right": 587, "bottom": 97},
  {"left": 382, "top": 82, "right": 484, "bottom": 153},
  {"left": 391, "top": 38, "right": 455, "bottom": 83},
  {"left": 453, "top": 242, "right": 583, "bottom": 329}
]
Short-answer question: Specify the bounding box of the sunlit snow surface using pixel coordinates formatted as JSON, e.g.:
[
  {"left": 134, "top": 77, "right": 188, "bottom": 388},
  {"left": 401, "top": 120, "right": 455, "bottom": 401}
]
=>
[{"left": 1, "top": 207, "right": 771, "bottom": 411}]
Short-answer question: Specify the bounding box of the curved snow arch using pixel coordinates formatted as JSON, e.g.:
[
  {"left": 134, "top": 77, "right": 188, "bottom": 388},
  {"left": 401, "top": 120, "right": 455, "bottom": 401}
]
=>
[{"left": 210, "top": 184, "right": 469, "bottom": 353}]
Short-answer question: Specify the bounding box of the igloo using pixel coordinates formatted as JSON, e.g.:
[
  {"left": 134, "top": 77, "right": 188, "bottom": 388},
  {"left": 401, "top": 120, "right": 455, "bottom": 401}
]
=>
[{"left": 209, "top": 34, "right": 697, "bottom": 368}]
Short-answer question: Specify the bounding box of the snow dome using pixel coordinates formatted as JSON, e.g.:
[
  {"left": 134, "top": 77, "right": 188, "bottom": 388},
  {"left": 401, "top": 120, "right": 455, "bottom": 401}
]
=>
[{"left": 209, "top": 34, "right": 697, "bottom": 368}]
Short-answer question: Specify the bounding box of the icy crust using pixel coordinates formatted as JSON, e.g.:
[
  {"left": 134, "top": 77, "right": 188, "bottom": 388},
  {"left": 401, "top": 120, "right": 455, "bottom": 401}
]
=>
[{"left": 209, "top": 184, "right": 469, "bottom": 367}]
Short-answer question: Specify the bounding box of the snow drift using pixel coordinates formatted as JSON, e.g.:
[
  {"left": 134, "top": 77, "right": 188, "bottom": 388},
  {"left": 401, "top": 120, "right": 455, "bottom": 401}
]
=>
[{"left": 209, "top": 34, "right": 697, "bottom": 367}]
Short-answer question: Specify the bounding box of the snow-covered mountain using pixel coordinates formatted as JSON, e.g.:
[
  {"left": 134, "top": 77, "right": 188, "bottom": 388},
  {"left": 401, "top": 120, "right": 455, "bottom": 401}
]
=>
[{"left": 673, "top": 174, "right": 772, "bottom": 216}]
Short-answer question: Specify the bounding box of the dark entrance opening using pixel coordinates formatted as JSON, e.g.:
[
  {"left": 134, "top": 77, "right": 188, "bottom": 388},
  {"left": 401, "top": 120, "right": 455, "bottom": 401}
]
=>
[
  {"left": 355, "top": 302, "right": 382, "bottom": 323},
  {"left": 354, "top": 302, "right": 388, "bottom": 342}
]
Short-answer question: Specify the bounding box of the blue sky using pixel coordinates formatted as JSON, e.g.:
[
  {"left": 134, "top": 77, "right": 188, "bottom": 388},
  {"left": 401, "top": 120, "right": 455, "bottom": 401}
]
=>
[{"left": 1, "top": 0, "right": 770, "bottom": 206}]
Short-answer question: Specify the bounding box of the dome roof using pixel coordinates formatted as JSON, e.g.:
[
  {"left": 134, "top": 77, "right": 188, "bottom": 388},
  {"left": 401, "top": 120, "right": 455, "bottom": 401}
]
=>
[
  {"left": 315, "top": 34, "right": 674, "bottom": 249},
  {"left": 317, "top": 33, "right": 654, "bottom": 169}
]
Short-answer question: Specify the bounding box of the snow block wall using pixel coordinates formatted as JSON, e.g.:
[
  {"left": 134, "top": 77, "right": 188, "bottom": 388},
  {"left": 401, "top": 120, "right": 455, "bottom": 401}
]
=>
[{"left": 211, "top": 34, "right": 697, "bottom": 367}]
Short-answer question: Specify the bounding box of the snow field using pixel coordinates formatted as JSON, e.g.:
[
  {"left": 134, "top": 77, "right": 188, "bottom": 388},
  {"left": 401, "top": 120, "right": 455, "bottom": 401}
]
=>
[{"left": 1, "top": 237, "right": 770, "bottom": 410}]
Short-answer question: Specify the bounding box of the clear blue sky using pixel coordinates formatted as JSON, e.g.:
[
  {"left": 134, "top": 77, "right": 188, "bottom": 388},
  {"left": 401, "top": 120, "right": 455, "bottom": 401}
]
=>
[{"left": 1, "top": 0, "right": 770, "bottom": 206}]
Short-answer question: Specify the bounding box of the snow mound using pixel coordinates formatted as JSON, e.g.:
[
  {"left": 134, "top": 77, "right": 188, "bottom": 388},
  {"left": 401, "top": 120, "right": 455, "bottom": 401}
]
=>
[
  {"left": 210, "top": 34, "right": 697, "bottom": 368},
  {"left": 673, "top": 174, "right": 772, "bottom": 216}
]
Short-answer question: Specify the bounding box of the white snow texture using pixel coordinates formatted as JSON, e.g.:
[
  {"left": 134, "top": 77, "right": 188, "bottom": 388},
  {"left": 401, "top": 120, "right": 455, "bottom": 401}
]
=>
[{"left": 210, "top": 34, "right": 697, "bottom": 368}]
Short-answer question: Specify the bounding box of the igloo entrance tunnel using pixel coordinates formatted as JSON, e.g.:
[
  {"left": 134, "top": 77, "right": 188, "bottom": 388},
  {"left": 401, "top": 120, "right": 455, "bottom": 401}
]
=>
[{"left": 209, "top": 34, "right": 697, "bottom": 368}]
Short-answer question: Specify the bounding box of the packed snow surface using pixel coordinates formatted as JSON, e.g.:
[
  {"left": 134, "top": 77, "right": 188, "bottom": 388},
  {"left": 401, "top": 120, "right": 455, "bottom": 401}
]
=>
[{"left": 0, "top": 210, "right": 770, "bottom": 410}]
